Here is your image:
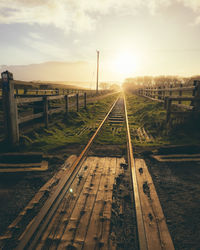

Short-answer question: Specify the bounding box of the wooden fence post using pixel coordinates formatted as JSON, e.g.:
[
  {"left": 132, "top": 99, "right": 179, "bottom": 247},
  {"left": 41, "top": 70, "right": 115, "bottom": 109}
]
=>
[
  {"left": 84, "top": 92, "right": 87, "bottom": 109},
  {"left": 169, "top": 85, "right": 172, "bottom": 96},
  {"left": 76, "top": 93, "right": 79, "bottom": 112},
  {"left": 65, "top": 95, "right": 69, "bottom": 114},
  {"left": 193, "top": 80, "right": 200, "bottom": 110},
  {"left": 164, "top": 96, "right": 168, "bottom": 109},
  {"left": 1, "top": 71, "right": 19, "bottom": 145},
  {"left": 43, "top": 96, "right": 48, "bottom": 128},
  {"left": 158, "top": 86, "right": 161, "bottom": 99},
  {"left": 191, "top": 80, "right": 197, "bottom": 107},
  {"left": 178, "top": 83, "right": 183, "bottom": 104},
  {"left": 166, "top": 98, "right": 172, "bottom": 124},
  {"left": 162, "top": 86, "right": 165, "bottom": 100}
]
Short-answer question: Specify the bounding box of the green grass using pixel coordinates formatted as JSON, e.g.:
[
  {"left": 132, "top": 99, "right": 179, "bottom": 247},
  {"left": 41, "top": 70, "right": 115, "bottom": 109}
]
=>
[
  {"left": 126, "top": 93, "right": 200, "bottom": 146},
  {"left": 95, "top": 123, "right": 126, "bottom": 145},
  {"left": 19, "top": 93, "right": 118, "bottom": 152}
]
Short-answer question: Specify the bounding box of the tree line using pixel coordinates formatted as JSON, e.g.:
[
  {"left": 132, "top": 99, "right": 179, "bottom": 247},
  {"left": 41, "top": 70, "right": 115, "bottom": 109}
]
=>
[{"left": 123, "top": 75, "right": 200, "bottom": 92}]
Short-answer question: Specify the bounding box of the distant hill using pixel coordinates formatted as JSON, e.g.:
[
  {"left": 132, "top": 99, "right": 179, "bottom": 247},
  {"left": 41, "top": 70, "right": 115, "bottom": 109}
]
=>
[
  {"left": 0, "top": 61, "right": 95, "bottom": 89},
  {"left": 0, "top": 79, "right": 91, "bottom": 90}
]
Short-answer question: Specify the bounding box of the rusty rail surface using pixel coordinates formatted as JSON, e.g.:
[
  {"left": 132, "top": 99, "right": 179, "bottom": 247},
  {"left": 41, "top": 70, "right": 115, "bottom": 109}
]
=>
[{"left": 124, "top": 94, "right": 148, "bottom": 250}]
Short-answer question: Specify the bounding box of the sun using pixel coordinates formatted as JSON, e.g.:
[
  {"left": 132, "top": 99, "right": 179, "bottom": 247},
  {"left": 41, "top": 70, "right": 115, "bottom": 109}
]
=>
[{"left": 112, "top": 52, "right": 139, "bottom": 77}]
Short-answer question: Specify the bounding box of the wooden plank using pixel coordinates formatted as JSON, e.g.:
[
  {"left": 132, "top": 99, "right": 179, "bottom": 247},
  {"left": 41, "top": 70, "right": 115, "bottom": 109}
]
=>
[
  {"left": 36, "top": 157, "right": 96, "bottom": 250},
  {"left": 47, "top": 95, "right": 65, "bottom": 101},
  {"left": 0, "top": 163, "right": 41, "bottom": 168},
  {"left": 171, "top": 111, "right": 200, "bottom": 115},
  {"left": 98, "top": 158, "right": 118, "bottom": 250},
  {"left": 0, "top": 161, "right": 48, "bottom": 172},
  {"left": 152, "top": 154, "right": 200, "bottom": 162},
  {"left": 172, "top": 103, "right": 193, "bottom": 110},
  {"left": 76, "top": 158, "right": 112, "bottom": 248},
  {"left": 135, "top": 158, "right": 174, "bottom": 250},
  {"left": 16, "top": 96, "right": 43, "bottom": 104},
  {"left": 47, "top": 158, "right": 97, "bottom": 250},
  {"left": 144, "top": 86, "right": 194, "bottom": 92},
  {"left": 58, "top": 157, "right": 106, "bottom": 249},
  {"left": 168, "top": 96, "right": 197, "bottom": 101},
  {"left": 82, "top": 157, "right": 117, "bottom": 249},
  {"left": 48, "top": 107, "right": 65, "bottom": 115},
  {"left": 18, "top": 112, "right": 43, "bottom": 124}
]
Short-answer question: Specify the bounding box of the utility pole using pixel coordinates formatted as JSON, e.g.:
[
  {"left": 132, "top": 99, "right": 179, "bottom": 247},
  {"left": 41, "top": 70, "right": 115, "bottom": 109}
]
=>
[{"left": 96, "top": 50, "right": 99, "bottom": 94}]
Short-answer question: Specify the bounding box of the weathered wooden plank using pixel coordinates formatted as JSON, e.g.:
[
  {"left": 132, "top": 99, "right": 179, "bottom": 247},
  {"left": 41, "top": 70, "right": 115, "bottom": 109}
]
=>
[
  {"left": 35, "top": 157, "right": 83, "bottom": 250},
  {"left": 135, "top": 158, "right": 174, "bottom": 250},
  {"left": 83, "top": 157, "right": 117, "bottom": 250},
  {"left": 48, "top": 107, "right": 65, "bottom": 115},
  {"left": 168, "top": 96, "right": 197, "bottom": 101},
  {"left": 75, "top": 158, "right": 111, "bottom": 247},
  {"left": 16, "top": 96, "right": 43, "bottom": 103},
  {"left": 58, "top": 157, "right": 106, "bottom": 248},
  {"left": 99, "top": 158, "right": 118, "bottom": 250},
  {"left": 18, "top": 112, "right": 43, "bottom": 124},
  {"left": 47, "top": 95, "right": 65, "bottom": 101},
  {"left": 36, "top": 157, "right": 96, "bottom": 250},
  {"left": 171, "top": 111, "right": 200, "bottom": 115},
  {"left": 0, "top": 161, "right": 48, "bottom": 172},
  {"left": 46, "top": 158, "right": 97, "bottom": 250},
  {"left": 152, "top": 154, "right": 200, "bottom": 162},
  {"left": 144, "top": 86, "right": 194, "bottom": 92}
]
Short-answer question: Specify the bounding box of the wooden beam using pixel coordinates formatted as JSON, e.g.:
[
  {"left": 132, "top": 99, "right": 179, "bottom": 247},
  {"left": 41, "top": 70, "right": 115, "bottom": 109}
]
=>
[
  {"left": 16, "top": 96, "right": 43, "bottom": 104},
  {"left": 48, "top": 107, "right": 65, "bottom": 115},
  {"left": 18, "top": 112, "right": 43, "bottom": 124},
  {"left": 47, "top": 95, "right": 65, "bottom": 101}
]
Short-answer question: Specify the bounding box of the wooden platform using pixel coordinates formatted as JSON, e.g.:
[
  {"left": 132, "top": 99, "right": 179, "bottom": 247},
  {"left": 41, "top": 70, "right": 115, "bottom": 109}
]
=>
[
  {"left": 34, "top": 156, "right": 124, "bottom": 249},
  {"left": 135, "top": 158, "right": 174, "bottom": 250},
  {"left": 0, "top": 153, "right": 48, "bottom": 172},
  {"left": 152, "top": 154, "right": 200, "bottom": 162},
  {"left": 0, "top": 156, "right": 125, "bottom": 249}
]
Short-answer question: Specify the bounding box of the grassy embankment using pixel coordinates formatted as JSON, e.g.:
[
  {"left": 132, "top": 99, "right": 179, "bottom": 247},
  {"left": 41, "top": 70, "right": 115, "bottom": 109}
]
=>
[
  {"left": 126, "top": 93, "right": 200, "bottom": 146},
  {"left": 16, "top": 93, "right": 119, "bottom": 153}
]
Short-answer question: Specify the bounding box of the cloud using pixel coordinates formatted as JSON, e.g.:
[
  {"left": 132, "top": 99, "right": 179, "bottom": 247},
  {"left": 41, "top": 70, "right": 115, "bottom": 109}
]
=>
[
  {"left": 0, "top": 0, "right": 200, "bottom": 33},
  {"left": 178, "top": 0, "right": 200, "bottom": 11},
  {"left": 0, "top": 0, "right": 168, "bottom": 32},
  {"left": 23, "top": 32, "right": 69, "bottom": 61}
]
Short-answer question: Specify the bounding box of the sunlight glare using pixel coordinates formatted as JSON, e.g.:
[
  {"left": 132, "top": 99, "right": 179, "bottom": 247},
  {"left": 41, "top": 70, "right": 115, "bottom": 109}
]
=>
[{"left": 112, "top": 52, "right": 139, "bottom": 77}]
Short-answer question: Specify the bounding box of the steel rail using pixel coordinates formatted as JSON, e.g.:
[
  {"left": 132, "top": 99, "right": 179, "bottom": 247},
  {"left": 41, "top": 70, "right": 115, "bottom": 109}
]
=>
[
  {"left": 124, "top": 94, "right": 148, "bottom": 250},
  {"left": 16, "top": 96, "right": 119, "bottom": 250}
]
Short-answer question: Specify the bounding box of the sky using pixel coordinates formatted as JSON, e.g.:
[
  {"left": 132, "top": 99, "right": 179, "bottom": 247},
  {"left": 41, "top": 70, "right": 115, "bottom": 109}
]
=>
[{"left": 0, "top": 0, "right": 200, "bottom": 84}]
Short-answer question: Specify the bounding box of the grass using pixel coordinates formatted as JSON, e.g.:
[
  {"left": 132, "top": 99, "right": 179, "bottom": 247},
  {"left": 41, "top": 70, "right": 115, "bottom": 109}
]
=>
[
  {"left": 126, "top": 93, "right": 200, "bottom": 146},
  {"left": 17, "top": 93, "right": 119, "bottom": 153},
  {"left": 95, "top": 123, "right": 126, "bottom": 145}
]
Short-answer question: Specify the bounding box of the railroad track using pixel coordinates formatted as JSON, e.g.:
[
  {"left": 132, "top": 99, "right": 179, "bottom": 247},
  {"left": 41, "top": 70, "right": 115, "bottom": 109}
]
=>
[{"left": 2, "top": 95, "right": 174, "bottom": 249}]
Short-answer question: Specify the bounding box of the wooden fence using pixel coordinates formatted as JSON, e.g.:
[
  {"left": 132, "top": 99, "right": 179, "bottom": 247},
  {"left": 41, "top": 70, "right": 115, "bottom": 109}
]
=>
[
  {"left": 1, "top": 79, "right": 109, "bottom": 146},
  {"left": 137, "top": 80, "right": 200, "bottom": 126}
]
